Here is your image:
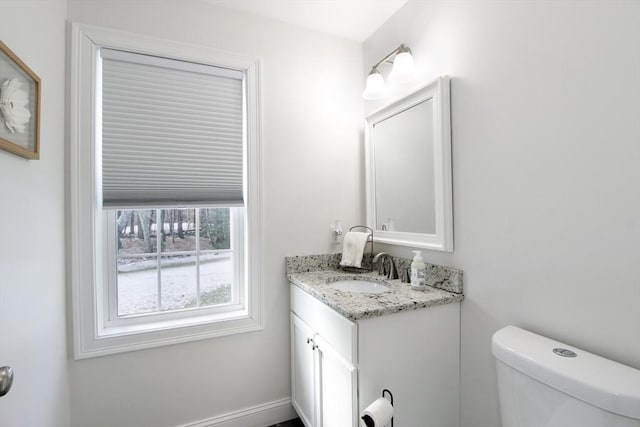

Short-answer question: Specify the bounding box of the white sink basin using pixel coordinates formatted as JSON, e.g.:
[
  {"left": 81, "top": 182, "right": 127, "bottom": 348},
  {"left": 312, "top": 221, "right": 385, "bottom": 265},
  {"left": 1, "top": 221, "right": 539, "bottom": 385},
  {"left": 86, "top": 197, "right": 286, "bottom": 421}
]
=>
[{"left": 328, "top": 279, "right": 390, "bottom": 294}]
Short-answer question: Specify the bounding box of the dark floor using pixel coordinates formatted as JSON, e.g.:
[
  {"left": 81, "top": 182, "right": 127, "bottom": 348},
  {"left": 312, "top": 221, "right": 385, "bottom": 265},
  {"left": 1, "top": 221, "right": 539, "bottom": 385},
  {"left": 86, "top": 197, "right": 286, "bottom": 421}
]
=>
[{"left": 268, "top": 418, "right": 304, "bottom": 427}]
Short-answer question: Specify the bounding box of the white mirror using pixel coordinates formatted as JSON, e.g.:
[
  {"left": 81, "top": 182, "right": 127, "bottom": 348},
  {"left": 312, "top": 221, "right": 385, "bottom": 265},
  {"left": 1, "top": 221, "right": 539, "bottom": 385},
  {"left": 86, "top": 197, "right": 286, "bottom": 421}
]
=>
[{"left": 365, "top": 76, "right": 453, "bottom": 251}]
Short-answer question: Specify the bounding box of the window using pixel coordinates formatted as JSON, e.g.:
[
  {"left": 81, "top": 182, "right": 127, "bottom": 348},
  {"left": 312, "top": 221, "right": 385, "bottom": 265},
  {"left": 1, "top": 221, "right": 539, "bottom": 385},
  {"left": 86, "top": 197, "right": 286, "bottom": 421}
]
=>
[
  {"left": 107, "top": 208, "right": 243, "bottom": 320},
  {"left": 70, "top": 23, "right": 263, "bottom": 359}
]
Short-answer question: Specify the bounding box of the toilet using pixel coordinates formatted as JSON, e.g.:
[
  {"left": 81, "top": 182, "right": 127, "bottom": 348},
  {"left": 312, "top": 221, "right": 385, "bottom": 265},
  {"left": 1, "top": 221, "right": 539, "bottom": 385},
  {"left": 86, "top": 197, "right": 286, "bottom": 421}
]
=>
[{"left": 492, "top": 325, "right": 640, "bottom": 427}]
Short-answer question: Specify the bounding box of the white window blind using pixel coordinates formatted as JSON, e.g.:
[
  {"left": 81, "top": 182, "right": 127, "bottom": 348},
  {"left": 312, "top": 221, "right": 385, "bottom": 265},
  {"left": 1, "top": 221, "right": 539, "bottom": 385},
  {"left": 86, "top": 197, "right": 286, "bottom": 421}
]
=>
[{"left": 100, "top": 48, "right": 245, "bottom": 208}]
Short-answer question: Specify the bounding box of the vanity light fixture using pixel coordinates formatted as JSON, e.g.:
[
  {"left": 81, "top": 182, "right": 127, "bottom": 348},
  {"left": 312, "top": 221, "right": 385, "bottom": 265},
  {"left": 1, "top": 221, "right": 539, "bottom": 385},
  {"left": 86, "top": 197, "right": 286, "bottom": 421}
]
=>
[{"left": 362, "top": 44, "right": 415, "bottom": 100}]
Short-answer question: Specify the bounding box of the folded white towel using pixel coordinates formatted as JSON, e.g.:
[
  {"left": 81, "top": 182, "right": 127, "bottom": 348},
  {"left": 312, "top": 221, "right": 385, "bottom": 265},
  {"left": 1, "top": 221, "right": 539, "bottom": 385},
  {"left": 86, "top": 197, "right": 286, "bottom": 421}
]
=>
[{"left": 339, "top": 231, "right": 370, "bottom": 268}]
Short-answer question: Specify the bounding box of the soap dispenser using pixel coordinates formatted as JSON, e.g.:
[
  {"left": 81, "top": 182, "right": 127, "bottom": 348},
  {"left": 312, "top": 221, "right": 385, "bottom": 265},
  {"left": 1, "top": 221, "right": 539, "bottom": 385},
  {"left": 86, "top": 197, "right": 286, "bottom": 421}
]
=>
[{"left": 410, "top": 250, "right": 426, "bottom": 289}]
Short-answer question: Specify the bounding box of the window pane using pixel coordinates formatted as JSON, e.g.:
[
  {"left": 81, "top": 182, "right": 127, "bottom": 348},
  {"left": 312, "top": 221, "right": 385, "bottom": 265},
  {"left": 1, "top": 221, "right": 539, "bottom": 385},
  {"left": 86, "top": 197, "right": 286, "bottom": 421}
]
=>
[
  {"left": 113, "top": 207, "right": 238, "bottom": 318},
  {"left": 116, "top": 209, "right": 157, "bottom": 254},
  {"left": 117, "top": 256, "right": 159, "bottom": 316},
  {"left": 200, "top": 253, "right": 233, "bottom": 306},
  {"left": 160, "top": 256, "right": 197, "bottom": 311},
  {"left": 159, "top": 209, "right": 197, "bottom": 253},
  {"left": 199, "top": 208, "right": 231, "bottom": 251}
]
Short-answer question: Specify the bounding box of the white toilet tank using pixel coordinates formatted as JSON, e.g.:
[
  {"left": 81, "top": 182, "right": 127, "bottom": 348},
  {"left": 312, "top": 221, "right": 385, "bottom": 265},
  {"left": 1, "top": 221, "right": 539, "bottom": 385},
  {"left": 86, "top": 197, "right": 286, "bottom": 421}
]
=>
[{"left": 492, "top": 325, "right": 640, "bottom": 427}]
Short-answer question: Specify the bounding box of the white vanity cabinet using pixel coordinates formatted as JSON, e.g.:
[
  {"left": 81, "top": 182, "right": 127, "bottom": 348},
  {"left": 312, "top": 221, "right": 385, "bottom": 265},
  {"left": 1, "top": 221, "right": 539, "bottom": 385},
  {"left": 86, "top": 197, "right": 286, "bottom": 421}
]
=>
[
  {"left": 291, "top": 285, "right": 358, "bottom": 427},
  {"left": 291, "top": 314, "right": 318, "bottom": 426},
  {"left": 290, "top": 283, "right": 460, "bottom": 427}
]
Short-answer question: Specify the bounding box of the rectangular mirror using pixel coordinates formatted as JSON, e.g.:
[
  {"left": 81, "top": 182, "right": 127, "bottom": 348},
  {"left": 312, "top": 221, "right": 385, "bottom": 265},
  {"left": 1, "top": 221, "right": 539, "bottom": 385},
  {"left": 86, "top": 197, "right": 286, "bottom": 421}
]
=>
[{"left": 365, "top": 76, "right": 453, "bottom": 251}]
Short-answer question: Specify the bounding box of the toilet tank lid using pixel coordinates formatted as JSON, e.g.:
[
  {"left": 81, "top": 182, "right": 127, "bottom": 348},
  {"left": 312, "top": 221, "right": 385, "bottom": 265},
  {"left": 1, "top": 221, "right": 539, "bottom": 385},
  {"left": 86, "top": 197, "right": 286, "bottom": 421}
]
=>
[{"left": 492, "top": 325, "right": 640, "bottom": 420}]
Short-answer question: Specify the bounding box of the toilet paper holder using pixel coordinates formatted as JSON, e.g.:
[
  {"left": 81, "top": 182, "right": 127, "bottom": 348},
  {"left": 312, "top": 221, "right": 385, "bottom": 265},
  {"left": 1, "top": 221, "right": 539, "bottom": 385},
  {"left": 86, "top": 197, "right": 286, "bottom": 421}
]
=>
[
  {"left": 361, "top": 388, "right": 394, "bottom": 427},
  {"left": 382, "top": 389, "right": 394, "bottom": 427}
]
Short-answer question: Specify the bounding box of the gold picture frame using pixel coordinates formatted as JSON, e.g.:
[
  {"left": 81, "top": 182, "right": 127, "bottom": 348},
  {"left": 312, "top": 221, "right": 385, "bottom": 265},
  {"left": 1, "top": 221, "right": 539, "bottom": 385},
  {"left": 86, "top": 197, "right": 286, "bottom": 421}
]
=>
[{"left": 0, "top": 40, "right": 41, "bottom": 160}]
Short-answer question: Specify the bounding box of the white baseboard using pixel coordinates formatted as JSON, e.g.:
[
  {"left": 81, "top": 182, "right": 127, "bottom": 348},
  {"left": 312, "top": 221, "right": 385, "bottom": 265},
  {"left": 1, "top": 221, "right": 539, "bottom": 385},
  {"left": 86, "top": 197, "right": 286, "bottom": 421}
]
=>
[{"left": 176, "top": 398, "right": 297, "bottom": 427}]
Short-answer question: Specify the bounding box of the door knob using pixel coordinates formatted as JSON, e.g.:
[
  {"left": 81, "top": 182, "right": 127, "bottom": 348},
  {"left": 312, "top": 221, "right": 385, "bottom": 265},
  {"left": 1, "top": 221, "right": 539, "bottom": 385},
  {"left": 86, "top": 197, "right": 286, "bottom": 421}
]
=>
[{"left": 0, "top": 366, "right": 14, "bottom": 397}]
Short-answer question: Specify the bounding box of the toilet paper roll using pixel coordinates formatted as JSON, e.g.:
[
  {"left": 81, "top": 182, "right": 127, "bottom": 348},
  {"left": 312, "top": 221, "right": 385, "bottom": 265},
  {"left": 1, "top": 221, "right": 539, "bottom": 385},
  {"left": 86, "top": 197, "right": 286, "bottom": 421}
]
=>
[{"left": 360, "top": 397, "right": 393, "bottom": 427}]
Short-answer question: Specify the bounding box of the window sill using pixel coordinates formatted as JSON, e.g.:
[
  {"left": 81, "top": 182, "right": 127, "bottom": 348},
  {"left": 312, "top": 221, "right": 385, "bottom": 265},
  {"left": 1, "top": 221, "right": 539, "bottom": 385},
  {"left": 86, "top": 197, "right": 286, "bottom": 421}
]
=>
[{"left": 75, "top": 309, "right": 263, "bottom": 359}]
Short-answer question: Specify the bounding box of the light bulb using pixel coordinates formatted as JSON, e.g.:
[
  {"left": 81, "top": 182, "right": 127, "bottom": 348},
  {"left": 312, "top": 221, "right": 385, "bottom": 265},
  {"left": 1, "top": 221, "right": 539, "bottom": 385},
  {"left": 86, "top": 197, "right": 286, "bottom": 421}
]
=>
[
  {"left": 362, "top": 69, "right": 387, "bottom": 100},
  {"left": 389, "top": 51, "right": 415, "bottom": 83}
]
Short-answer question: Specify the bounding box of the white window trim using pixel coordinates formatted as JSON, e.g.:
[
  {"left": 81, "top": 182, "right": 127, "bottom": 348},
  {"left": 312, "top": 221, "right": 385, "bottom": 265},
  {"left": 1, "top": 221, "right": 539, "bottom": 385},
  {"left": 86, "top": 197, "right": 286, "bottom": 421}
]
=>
[{"left": 69, "top": 23, "right": 263, "bottom": 359}]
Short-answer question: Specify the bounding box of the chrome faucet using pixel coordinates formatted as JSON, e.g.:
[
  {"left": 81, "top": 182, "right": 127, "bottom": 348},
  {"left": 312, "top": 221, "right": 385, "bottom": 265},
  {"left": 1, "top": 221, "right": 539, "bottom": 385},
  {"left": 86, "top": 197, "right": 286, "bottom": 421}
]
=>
[{"left": 372, "top": 252, "right": 398, "bottom": 280}]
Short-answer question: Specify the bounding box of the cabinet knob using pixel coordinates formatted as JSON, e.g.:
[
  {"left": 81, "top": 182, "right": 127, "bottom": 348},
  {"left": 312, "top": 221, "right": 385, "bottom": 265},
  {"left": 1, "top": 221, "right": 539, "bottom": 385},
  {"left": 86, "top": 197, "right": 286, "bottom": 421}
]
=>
[
  {"left": 306, "top": 337, "right": 312, "bottom": 344},
  {"left": 0, "top": 366, "right": 14, "bottom": 397}
]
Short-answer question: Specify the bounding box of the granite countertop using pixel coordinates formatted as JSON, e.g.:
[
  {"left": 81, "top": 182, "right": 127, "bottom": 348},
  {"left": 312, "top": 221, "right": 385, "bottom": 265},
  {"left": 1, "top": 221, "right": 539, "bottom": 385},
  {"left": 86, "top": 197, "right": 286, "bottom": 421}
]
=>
[{"left": 287, "top": 254, "right": 464, "bottom": 321}]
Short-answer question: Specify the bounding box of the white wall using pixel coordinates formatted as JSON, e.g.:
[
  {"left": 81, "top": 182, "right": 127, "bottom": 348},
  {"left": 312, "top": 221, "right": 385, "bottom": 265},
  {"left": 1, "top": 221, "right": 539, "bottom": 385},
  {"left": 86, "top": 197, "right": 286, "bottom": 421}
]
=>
[
  {"left": 0, "top": 1, "right": 70, "bottom": 426},
  {"left": 364, "top": 2, "right": 640, "bottom": 426},
  {"left": 65, "top": 1, "right": 363, "bottom": 426}
]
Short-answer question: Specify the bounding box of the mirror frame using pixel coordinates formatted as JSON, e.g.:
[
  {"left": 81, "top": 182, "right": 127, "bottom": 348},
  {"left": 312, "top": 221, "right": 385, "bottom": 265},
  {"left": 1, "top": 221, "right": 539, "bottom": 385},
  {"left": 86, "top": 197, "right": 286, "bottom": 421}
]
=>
[{"left": 364, "top": 76, "right": 453, "bottom": 251}]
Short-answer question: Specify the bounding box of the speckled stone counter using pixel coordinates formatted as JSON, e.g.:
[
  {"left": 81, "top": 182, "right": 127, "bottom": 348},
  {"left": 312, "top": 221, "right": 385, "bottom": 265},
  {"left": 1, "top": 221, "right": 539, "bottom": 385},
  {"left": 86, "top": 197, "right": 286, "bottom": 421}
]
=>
[{"left": 286, "top": 254, "right": 464, "bottom": 321}]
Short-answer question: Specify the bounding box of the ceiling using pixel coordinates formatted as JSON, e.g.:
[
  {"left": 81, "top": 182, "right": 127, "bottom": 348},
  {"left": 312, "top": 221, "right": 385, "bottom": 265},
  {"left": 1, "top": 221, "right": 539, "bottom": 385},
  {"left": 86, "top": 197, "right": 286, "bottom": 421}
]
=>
[{"left": 203, "top": 0, "right": 409, "bottom": 42}]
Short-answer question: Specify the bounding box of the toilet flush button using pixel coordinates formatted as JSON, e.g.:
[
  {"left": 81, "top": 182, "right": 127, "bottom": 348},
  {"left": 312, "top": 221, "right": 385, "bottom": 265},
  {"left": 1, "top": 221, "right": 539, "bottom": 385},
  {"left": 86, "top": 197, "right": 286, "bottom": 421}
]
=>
[{"left": 553, "top": 348, "right": 577, "bottom": 358}]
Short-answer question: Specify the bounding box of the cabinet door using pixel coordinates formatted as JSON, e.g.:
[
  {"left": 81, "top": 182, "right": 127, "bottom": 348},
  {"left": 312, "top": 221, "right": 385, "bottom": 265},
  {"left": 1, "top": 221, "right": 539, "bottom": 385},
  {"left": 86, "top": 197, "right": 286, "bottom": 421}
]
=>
[
  {"left": 315, "top": 334, "right": 358, "bottom": 427},
  {"left": 291, "top": 313, "right": 317, "bottom": 427}
]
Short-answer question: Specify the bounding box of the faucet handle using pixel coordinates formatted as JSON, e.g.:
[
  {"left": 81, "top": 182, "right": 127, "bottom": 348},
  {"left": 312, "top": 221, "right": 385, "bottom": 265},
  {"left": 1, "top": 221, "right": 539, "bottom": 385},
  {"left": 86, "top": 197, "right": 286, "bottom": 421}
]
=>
[{"left": 401, "top": 267, "right": 410, "bottom": 283}]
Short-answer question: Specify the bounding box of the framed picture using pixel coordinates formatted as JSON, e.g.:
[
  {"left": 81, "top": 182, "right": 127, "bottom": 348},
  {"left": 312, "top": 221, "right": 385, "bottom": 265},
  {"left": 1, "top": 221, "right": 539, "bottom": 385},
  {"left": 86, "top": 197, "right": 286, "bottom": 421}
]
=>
[{"left": 0, "top": 40, "right": 40, "bottom": 160}]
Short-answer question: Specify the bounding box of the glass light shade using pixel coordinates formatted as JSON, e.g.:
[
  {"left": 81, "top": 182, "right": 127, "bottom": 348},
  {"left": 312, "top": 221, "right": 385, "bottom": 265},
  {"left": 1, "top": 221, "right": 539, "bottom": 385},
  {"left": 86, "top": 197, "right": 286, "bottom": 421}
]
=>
[
  {"left": 362, "top": 70, "right": 387, "bottom": 100},
  {"left": 389, "top": 51, "right": 415, "bottom": 83}
]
